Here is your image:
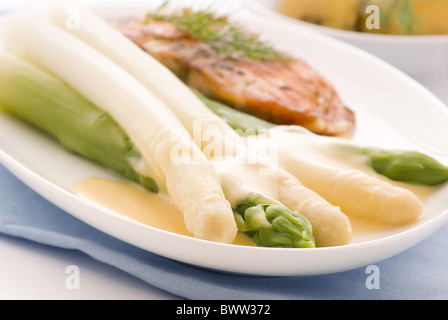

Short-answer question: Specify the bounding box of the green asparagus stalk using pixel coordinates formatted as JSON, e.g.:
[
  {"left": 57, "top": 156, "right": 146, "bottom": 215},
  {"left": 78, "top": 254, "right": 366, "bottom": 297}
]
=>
[
  {"left": 362, "top": 148, "right": 448, "bottom": 186},
  {"left": 192, "top": 88, "right": 275, "bottom": 135},
  {"left": 234, "top": 193, "right": 315, "bottom": 248},
  {"left": 196, "top": 91, "right": 448, "bottom": 187},
  {"left": 0, "top": 52, "right": 158, "bottom": 193}
]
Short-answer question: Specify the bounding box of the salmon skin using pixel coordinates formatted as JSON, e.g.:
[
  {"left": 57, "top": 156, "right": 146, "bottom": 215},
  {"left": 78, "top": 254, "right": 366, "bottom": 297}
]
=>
[{"left": 114, "top": 17, "right": 355, "bottom": 136}]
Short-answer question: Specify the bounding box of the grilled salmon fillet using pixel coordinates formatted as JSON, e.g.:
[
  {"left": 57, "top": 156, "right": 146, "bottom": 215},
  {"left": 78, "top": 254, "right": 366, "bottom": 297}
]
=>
[{"left": 114, "top": 18, "right": 355, "bottom": 136}]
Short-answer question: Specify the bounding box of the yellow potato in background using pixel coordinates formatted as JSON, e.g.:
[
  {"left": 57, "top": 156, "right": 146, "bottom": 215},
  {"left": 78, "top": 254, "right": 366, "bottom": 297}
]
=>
[
  {"left": 275, "top": 0, "right": 448, "bottom": 35},
  {"left": 274, "top": 0, "right": 360, "bottom": 31}
]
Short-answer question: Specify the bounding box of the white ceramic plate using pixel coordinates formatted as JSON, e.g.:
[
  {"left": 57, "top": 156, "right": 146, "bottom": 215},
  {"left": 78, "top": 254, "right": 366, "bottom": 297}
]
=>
[
  {"left": 244, "top": 0, "right": 448, "bottom": 79},
  {"left": 1, "top": 1, "right": 448, "bottom": 276}
]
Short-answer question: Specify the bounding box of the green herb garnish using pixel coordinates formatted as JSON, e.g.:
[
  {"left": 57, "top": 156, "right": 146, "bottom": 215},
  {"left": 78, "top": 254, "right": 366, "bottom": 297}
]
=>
[{"left": 144, "top": 2, "right": 293, "bottom": 61}]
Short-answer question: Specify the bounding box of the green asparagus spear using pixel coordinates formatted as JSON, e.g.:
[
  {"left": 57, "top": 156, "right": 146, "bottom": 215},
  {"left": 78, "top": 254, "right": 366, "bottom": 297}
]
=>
[
  {"left": 192, "top": 89, "right": 275, "bottom": 135},
  {"left": 195, "top": 90, "right": 448, "bottom": 187},
  {"left": 233, "top": 193, "right": 315, "bottom": 248},
  {"left": 363, "top": 148, "right": 448, "bottom": 186},
  {"left": 0, "top": 52, "right": 158, "bottom": 193}
]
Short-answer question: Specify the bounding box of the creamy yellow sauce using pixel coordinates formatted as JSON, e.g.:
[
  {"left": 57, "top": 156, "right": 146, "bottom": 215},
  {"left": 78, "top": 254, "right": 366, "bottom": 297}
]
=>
[
  {"left": 73, "top": 174, "right": 437, "bottom": 245},
  {"left": 72, "top": 127, "right": 440, "bottom": 246},
  {"left": 73, "top": 177, "right": 255, "bottom": 246}
]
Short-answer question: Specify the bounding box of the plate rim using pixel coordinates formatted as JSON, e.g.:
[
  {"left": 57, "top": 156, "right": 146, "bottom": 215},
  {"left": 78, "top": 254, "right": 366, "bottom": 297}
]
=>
[
  {"left": 1, "top": 143, "right": 448, "bottom": 276},
  {"left": 0, "top": 1, "right": 447, "bottom": 277}
]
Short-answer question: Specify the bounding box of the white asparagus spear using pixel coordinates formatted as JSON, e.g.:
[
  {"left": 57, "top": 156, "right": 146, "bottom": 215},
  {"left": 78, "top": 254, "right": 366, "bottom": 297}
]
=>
[
  {"left": 278, "top": 180, "right": 353, "bottom": 247},
  {"left": 1, "top": 13, "right": 237, "bottom": 243},
  {"left": 246, "top": 127, "right": 423, "bottom": 224},
  {"left": 46, "top": 3, "right": 353, "bottom": 246},
  {"left": 46, "top": 2, "right": 230, "bottom": 142}
]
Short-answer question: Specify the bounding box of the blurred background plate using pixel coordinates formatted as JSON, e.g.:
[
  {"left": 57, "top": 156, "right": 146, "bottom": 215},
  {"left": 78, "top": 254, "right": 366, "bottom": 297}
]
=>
[{"left": 244, "top": 0, "right": 448, "bottom": 103}]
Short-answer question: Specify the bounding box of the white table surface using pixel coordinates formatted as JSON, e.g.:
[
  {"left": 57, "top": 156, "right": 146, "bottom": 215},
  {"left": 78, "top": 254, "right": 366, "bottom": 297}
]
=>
[
  {"left": 0, "top": 234, "right": 181, "bottom": 300},
  {"left": 0, "top": 0, "right": 447, "bottom": 300}
]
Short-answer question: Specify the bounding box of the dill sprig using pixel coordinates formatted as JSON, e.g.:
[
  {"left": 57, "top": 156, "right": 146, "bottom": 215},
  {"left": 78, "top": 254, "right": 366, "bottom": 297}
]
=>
[
  {"left": 144, "top": 4, "right": 293, "bottom": 62},
  {"left": 380, "top": 0, "right": 419, "bottom": 34}
]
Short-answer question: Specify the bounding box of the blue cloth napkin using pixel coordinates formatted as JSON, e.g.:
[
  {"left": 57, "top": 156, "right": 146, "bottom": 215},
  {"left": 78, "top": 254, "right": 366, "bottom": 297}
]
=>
[{"left": 0, "top": 163, "right": 447, "bottom": 300}]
